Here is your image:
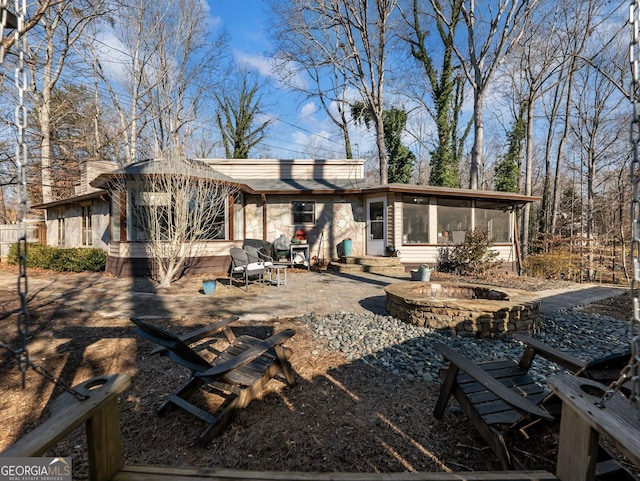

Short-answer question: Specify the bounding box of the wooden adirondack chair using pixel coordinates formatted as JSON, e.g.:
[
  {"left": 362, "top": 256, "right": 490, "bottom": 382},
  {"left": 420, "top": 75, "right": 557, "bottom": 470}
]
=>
[
  {"left": 433, "top": 333, "right": 632, "bottom": 477},
  {"left": 131, "top": 316, "right": 296, "bottom": 444}
]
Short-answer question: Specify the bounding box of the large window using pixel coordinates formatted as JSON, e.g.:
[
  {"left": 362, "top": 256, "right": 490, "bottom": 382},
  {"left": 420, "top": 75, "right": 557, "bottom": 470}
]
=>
[
  {"left": 132, "top": 191, "right": 170, "bottom": 241},
  {"left": 131, "top": 189, "right": 228, "bottom": 241},
  {"left": 475, "top": 201, "right": 511, "bottom": 243},
  {"left": 291, "top": 201, "right": 315, "bottom": 224},
  {"left": 81, "top": 205, "right": 92, "bottom": 246},
  {"left": 402, "top": 195, "right": 429, "bottom": 244},
  {"left": 437, "top": 198, "right": 472, "bottom": 244}
]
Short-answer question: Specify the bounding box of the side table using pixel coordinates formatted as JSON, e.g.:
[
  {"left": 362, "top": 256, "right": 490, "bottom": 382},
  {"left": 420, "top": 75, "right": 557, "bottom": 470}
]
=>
[{"left": 266, "top": 264, "right": 287, "bottom": 287}]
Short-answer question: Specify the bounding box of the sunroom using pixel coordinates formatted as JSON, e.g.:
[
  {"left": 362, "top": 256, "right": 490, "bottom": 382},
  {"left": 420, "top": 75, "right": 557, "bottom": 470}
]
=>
[{"left": 361, "top": 185, "right": 537, "bottom": 272}]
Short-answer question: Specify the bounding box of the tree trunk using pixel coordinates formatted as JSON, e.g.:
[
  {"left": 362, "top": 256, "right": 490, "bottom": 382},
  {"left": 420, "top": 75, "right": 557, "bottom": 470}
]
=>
[
  {"left": 373, "top": 110, "right": 388, "bottom": 185},
  {"left": 520, "top": 97, "right": 535, "bottom": 258},
  {"left": 469, "top": 87, "right": 483, "bottom": 189}
]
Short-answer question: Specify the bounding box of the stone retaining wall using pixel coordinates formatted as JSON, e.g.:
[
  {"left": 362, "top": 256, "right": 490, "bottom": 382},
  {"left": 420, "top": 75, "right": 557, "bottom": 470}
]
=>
[{"left": 384, "top": 282, "right": 542, "bottom": 338}]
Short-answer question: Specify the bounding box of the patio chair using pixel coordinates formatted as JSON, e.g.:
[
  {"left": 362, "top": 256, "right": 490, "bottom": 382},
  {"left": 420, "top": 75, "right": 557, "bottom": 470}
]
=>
[
  {"left": 243, "top": 239, "right": 276, "bottom": 260},
  {"left": 131, "top": 316, "right": 296, "bottom": 444},
  {"left": 244, "top": 244, "right": 274, "bottom": 267},
  {"left": 229, "top": 247, "right": 266, "bottom": 290},
  {"left": 433, "top": 334, "right": 632, "bottom": 477}
]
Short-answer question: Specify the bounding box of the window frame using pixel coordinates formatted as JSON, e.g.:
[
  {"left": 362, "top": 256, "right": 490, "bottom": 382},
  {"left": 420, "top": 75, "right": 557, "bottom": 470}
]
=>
[
  {"left": 291, "top": 201, "right": 315, "bottom": 225},
  {"left": 402, "top": 195, "right": 430, "bottom": 244},
  {"left": 81, "top": 204, "right": 93, "bottom": 246}
]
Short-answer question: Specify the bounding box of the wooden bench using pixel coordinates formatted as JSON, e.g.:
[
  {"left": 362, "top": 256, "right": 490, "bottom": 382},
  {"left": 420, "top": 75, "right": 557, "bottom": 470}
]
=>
[
  {"left": 433, "top": 335, "right": 634, "bottom": 477},
  {"left": 1, "top": 373, "right": 558, "bottom": 481}
]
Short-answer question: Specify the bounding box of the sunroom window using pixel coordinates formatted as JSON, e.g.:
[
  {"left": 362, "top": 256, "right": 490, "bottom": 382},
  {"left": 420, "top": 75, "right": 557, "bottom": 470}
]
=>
[
  {"left": 475, "top": 201, "right": 511, "bottom": 243},
  {"left": 402, "top": 195, "right": 429, "bottom": 244},
  {"left": 437, "top": 198, "right": 472, "bottom": 244}
]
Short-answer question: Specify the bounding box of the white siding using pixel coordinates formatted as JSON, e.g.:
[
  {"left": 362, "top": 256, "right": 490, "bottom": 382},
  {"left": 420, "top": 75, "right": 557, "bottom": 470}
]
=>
[{"left": 201, "top": 158, "right": 364, "bottom": 180}]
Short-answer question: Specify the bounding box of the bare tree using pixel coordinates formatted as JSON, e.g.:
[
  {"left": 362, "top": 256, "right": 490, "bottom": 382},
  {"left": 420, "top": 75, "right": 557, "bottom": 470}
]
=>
[
  {"left": 497, "top": 4, "right": 566, "bottom": 256},
  {"left": 105, "top": 157, "right": 238, "bottom": 287},
  {"left": 0, "top": 0, "right": 64, "bottom": 60},
  {"left": 271, "top": 5, "right": 355, "bottom": 159},
  {"left": 437, "top": 0, "right": 539, "bottom": 189},
  {"left": 22, "top": 0, "right": 105, "bottom": 203},
  {"left": 84, "top": 0, "right": 227, "bottom": 165},
  {"left": 270, "top": 0, "right": 397, "bottom": 184},
  {"left": 570, "top": 41, "right": 627, "bottom": 281}
]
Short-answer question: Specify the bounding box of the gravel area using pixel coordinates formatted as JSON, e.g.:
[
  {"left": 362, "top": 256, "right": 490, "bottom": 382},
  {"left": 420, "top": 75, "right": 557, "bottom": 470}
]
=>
[{"left": 298, "top": 306, "right": 631, "bottom": 387}]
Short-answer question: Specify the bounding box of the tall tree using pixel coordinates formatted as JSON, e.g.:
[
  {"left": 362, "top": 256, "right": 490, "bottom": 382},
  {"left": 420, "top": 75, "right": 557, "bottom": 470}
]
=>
[
  {"left": 549, "top": 0, "right": 612, "bottom": 236},
  {"left": 352, "top": 102, "right": 415, "bottom": 183},
  {"left": 441, "top": 0, "right": 539, "bottom": 189},
  {"left": 25, "top": 0, "right": 104, "bottom": 203},
  {"left": 402, "top": 0, "right": 469, "bottom": 188},
  {"left": 570, "top": 40, "right": 626, "bottom": 281},
  {"left": 85, "top": 0, "right": 226, "bottom": 164},
  {"left": 271, "top": 6, "right": 355, "bottom": 158},
  {"left": 494, "top": 104, "right": 526, "bottom": 193},
  {"left": 215, "top": 73, "right": 271, "bottom": 159},
  {"left": 269, "top": 0, "right": 397, "bottom": 184}
]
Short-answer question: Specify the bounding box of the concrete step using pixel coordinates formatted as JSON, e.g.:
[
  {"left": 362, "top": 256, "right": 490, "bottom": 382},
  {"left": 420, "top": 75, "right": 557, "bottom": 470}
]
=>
[
  {"left": 327, "top": 261, "right": 408, "bottom": 277},
  {"left": 357, "top": 257, "right": 403, "bottom": 267},
  {"left": 338, "top": 256, "right": 403, "bottom": 267},
  {"left": 364, "top": 265, "right": 408, "bottom": 276}
]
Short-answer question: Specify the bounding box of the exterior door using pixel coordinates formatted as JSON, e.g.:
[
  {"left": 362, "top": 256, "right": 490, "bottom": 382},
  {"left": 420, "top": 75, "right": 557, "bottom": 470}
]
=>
[{"left": 366, "top": 197, "right": 386, "bottom": 256}]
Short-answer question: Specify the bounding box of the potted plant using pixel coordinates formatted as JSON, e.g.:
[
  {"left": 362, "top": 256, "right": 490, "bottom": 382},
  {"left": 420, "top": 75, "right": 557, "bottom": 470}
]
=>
[{"left": 202, "top": 279, "right": 217, "bottom": 295}]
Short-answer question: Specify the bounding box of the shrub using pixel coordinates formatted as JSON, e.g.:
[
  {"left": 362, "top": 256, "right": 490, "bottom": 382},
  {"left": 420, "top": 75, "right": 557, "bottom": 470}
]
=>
[
  {"left": 8, "top": 243, "right": 106, "bottom": 272},
  {"left": 523, "top": 250, "right": 580, "bottom": 280},
  {"left": 436, "top": 229, "right": 500, "bottom": 275}
]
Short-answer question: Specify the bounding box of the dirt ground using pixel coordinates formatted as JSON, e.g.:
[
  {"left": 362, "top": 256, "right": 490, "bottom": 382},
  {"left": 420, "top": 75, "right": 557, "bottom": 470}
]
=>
[{"left": 0, "top": 268, "right": 633, "bottom": 478}]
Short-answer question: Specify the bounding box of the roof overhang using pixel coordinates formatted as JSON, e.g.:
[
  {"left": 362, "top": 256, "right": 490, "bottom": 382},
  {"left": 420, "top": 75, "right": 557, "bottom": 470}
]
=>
[
  {"left": 363, "top": 183, "right": 539, "bottom": 205},
  {"left": 90, "top": 158, "right": 258, "bottom": 194},
  {"left": 32, "top": 190, "right": 108, "bottom": 210}
]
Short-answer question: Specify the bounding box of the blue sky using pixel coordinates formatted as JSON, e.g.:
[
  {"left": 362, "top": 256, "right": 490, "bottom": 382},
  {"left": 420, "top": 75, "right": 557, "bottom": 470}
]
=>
[{"left": 207, "top": 0, "right": 373, "bottom": 160}]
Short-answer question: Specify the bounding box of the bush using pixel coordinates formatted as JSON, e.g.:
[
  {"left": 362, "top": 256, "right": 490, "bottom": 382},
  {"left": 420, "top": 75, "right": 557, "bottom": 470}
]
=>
[
  {"left": 7, "top": 243, "right": 106, "bottom": 272},
  {"left": 522, "top": 250, "right": 580, "bottom": 280},
  {"left": 436, "top": 229, "right": 500, "bottom": 275}
]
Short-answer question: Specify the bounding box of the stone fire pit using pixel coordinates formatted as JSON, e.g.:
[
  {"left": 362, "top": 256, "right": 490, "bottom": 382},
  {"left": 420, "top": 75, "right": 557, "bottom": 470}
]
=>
[{"left": 385, "top": 281, "right": 542, "bottom": 338}]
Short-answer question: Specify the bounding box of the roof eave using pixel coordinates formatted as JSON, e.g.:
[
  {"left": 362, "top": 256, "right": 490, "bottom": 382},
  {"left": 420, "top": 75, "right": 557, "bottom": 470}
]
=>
[{"left": 32, "top": 191, "right": 108, "bottom": 210}]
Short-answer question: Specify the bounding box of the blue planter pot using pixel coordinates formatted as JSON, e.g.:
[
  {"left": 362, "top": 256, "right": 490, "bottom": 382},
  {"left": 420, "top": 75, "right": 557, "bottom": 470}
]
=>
[{"left": 202, "top": 280, "right": 216, "bottom": 295}]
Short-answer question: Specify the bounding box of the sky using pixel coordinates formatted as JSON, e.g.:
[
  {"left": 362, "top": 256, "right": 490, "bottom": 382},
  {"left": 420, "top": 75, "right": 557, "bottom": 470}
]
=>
[{"left": 206, "top": 0, "right": 374, "bottom": 161}]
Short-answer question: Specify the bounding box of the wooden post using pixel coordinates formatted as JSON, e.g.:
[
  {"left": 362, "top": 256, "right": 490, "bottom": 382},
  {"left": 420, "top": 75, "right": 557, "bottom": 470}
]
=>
[
  {"left": 1, "top": 374, "right": 130, "bottom": 481},
  {"left": 555, "top": 402, "right": 599, "bottom": 481}
]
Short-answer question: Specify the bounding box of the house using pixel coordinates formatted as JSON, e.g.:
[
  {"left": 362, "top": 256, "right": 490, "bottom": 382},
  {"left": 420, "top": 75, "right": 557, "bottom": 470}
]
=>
[{"left": 33, "top": 158, "right": 538, "bottom": 277}]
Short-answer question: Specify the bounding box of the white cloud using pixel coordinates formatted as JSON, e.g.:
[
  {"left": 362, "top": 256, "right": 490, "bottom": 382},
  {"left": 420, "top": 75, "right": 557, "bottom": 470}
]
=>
[
  {"left": 235, "top": 52, "right": 273, "bottom": 77},
  {"left": 94, "top": 30, "right": 130, "bottom": 82},
  {"left": 234, "top": 51, "right": 308, "bottom": 91},
  {"left": 299, "top": 101, "right": 317, "bottom": 120}
]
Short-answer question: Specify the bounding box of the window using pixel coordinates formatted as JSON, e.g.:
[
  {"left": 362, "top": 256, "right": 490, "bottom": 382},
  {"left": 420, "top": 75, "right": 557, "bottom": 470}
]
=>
[
  {"left": 291, "top": 201, "right": 315, "bottom": 224},
  {"left": 132, "top": 191, "right": 171, "bottom": 241},
  {"left": 131, "top": 188, "right": 229, "bottom": 241},
  {"left": 475, "top": 201, "right": 511, "bottom": 243},
  {"left": 402, "top": 195, "right": 429, "bottom": 244},
  {"left": 437, "top": 198, "right": 472, "bottom": 244},
  {"left": 81, "top": 205, "right": 92, "bottom": 246},
  {"left": 54, "top": 210, "right": 65, "bottom": 247}
]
